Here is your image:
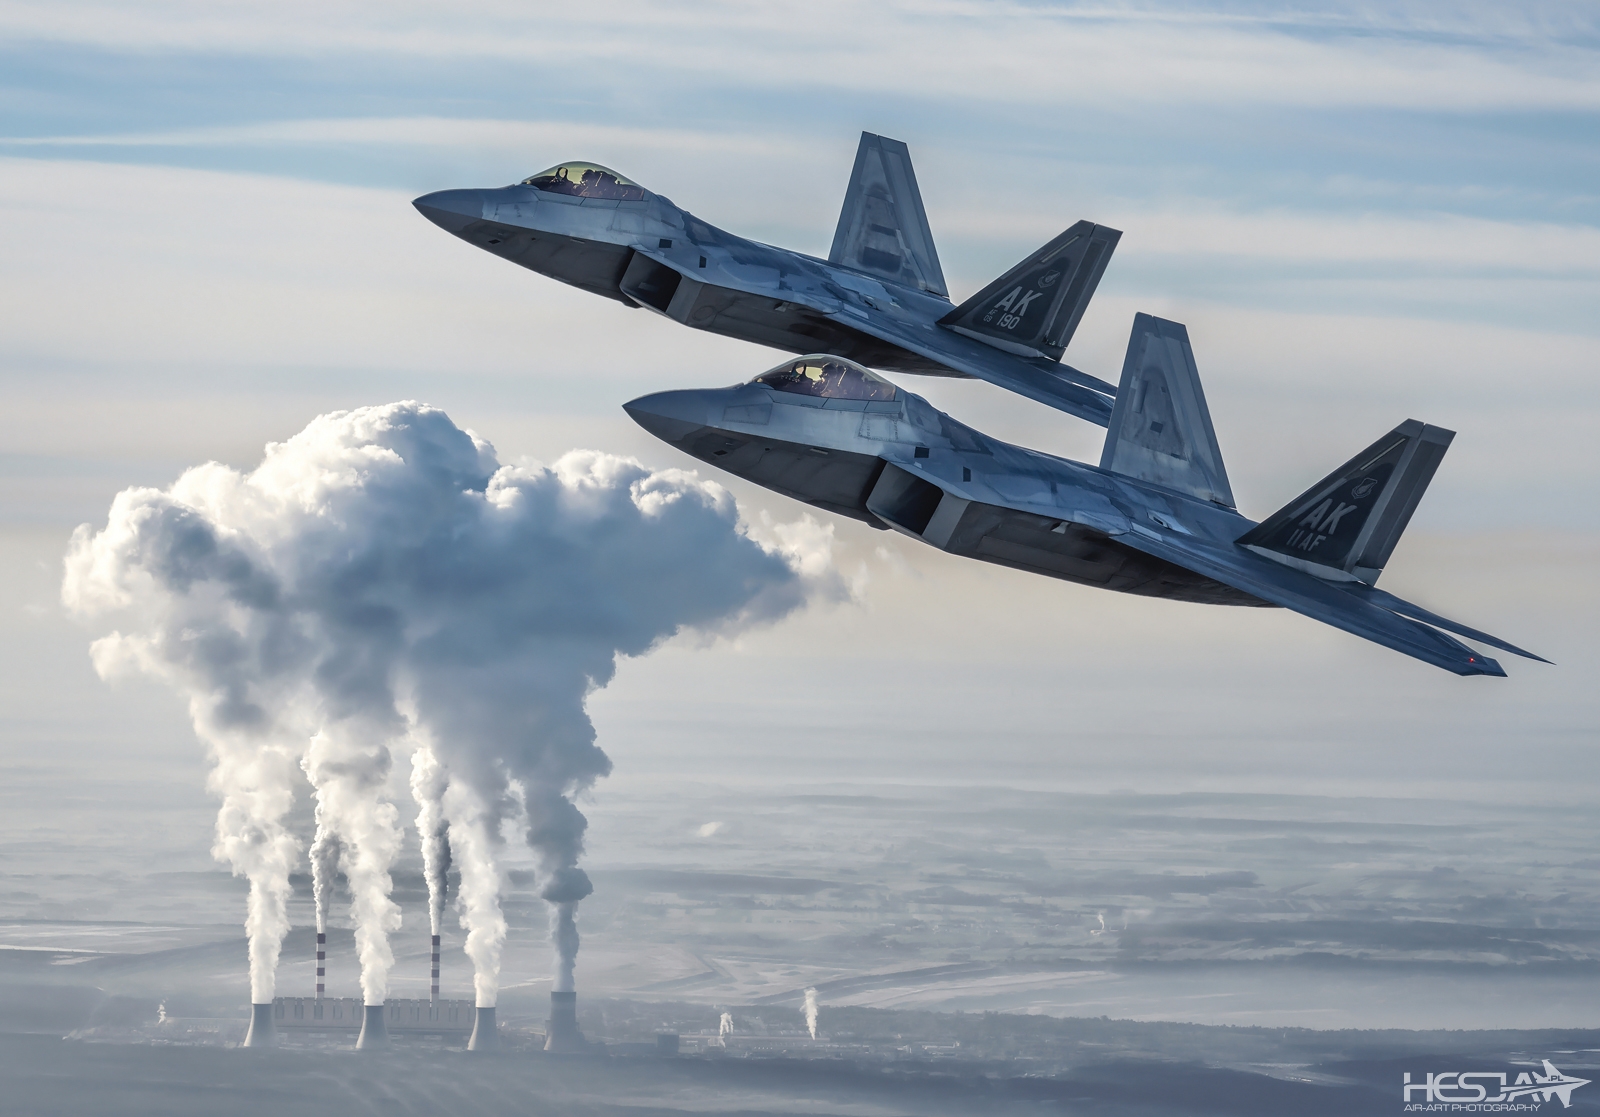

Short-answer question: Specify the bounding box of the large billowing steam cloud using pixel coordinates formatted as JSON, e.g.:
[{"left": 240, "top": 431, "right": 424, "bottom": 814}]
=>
[{"left": 63, "top": 402, "right": 837, "bottom": 1005}]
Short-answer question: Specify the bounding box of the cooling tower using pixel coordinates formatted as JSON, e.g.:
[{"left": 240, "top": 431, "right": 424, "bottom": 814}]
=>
[
  {"left": 544, "top": 991, "right": 586, "bottom": 1052},
  {"left": 355, "top": 1004, "right": 390, "bottom": 1050},
  {"left": 467, "top": 1006, "right": 498, "bottom": 1052},
  {"left": 242, "top": 1002, "right": 276, "bottom": 1048}
]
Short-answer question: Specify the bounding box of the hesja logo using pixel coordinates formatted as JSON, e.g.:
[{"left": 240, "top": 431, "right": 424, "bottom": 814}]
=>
[{"left": 1403, "top": 1060, "right": 1590, "bottom": 1109}]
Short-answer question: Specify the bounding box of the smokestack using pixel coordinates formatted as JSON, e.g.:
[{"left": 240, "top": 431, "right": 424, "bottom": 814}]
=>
[
  {"left": 355, "top": 1004, "right": 389, "bottom": 1050},
  {"left": 467, "top": 1006, "right": 498, "bottom": 1052},
  {"left": 242, "top": 1003, "right": 276, "bottom": 1048},
  {"left": 316, "top": 932, "right": 326, "bottom": 999},
  {"left": 543, "top": 990, "right": 586, "bottom": 1052},
  {"left": 431, "top": 934, "right": 440, "bottom": 1003}
]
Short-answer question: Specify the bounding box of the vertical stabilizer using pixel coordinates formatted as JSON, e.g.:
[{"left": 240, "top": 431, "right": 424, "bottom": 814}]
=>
[
  {"left": 830, "top": 133, "right": 947, "bottom": 297},
  {"left": 1100, "top": 314, "right": 1234, "bottom": 508},
  {"left": 938, "top": 221, "right": 1120, "bottom": 361},
  {"left": 1237, "top": 420, "right": 1454, "bottom": 584}
]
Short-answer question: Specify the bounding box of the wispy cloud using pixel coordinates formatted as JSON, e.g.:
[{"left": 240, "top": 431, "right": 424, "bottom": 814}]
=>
[
  {"left": 3, "top": 1, "right": 1597, "bottom": 111},
  {"left": 0, "top": 117, "right": 814, "bottom": 159},
  {"left": 6, "top": 120, "right": 1596, "bottom": 284}
]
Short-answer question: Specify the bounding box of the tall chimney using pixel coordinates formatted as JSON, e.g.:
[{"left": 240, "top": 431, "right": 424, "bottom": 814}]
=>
[
  {"left": 430, "top": 934, "right": 440, "bottom": 1003},
  {"left": 242, "top": 1003, "right": 276, "bottom": 1048},
  {"left": 544, "top": 991, "right": 586, "bottom": 1052},
  {"left": 316, "top": 931, "right": 326, "bottom": 999},
  {"left": 467, "top": 1006, "right": 498, "bottom": 1052},
  {"left": 355, "top": 1004, "right": 390, "bottom": 1050}
]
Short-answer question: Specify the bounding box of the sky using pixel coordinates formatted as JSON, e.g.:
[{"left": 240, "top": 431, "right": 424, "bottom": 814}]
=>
[{"left": 1, "top": 0, "right": 1597, "bottom": 850}]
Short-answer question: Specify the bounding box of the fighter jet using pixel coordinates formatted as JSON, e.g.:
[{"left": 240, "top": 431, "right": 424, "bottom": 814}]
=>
[
  {"left": 623, "top": 315, "right": 1546, "bottom": 676},
  {"left": 413, "top": 133, "right": 1121, "bottom": 425}
]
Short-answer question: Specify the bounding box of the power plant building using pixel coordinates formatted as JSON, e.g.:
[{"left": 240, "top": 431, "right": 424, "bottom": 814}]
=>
[{"left": 272, "top": 997, "right": 474, "bottom": 1036}]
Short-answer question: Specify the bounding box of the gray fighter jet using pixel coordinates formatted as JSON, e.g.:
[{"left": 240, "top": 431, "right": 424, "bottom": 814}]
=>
[
  {"left": 623, "top": 315, "right": 1545, "bottom": 676},
  {"left": 414, "top": 133, "right": 1121, "bottom": 425}
]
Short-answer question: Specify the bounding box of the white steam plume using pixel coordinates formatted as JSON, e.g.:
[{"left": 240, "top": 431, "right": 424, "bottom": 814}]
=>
[
  {"left": 409, "top": 747, "right": 451, "bottom": 937},
  {"left": 63, "top": 403, "right": 838, "bottom": 1010},
  {"left": 63, "top": 492, "right": 315, "bottom": 1003},
  {"left": 307, "top": 823, "right": 340, "bottom": 935},
  {"left": 720, "top": 1011, "right": 734, "bottom": 1038},
  {"left": 211, "top": 741, "right": 302, "bottom": 1002},
  {"left": 442, "top": 780, "right": 507, "bottom": 1007},
  {"left": 305, "top": 725, "right": 404, "bottom": 1006},
  {"left": 384, "top": 440, "right": 839, "bottom": 1003},
  {"left": 803, "top": 987, "right": 819, "bottom": 1040}
]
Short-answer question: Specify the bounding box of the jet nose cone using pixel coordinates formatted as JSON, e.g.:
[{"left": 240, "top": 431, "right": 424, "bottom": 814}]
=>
[
  {"left": 413, "top": 189, "right": 487, "bottom": 233},
  {"left": 623, "top": 390, "right": 717, "bottom": 444}
]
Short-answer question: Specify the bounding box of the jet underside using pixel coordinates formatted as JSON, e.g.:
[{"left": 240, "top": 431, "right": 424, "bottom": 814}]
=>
[
  {"left": 668, "top": 419, "right": 1254, "bottom": 606},
  {"left": 414, "top": 153, "right": 1120, "bottom": 423},
  {"left": 626, "top": 357, "right": 1542, "bottom": 677},
  {"left": 462, "top": 217, "right": 959, "bottom": 373}
]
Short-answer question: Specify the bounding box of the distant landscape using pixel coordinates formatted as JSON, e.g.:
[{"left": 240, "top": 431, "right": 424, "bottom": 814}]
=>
[{"left": 6, "top": 775, "right": 1599, "bottom": 1113}]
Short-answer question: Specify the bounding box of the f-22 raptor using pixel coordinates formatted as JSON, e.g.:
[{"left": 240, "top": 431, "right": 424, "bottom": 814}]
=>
[
  {"left": 414, "top": 133, "right": 1120, "bottom": 425},
  {"left": 415, "top": 131, "right": 1542, "bottom": 676},
  {"left": 623, "top": 322, "right": 1546, "bottom": 677}
]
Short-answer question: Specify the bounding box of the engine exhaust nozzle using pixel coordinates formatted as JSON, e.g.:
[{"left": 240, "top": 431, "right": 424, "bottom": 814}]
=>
[
  {"left": 356, "top": 1004, "right": 390, "bottom": 1050},
  {"left": 242, "top": 1002, "right": 277, "bottom": 1048}
]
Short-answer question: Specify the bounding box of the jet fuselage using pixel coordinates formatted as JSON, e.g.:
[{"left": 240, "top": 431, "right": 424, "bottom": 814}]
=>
[
  {"left": 415, "top": 182, "right": 971, "bottom": 375},
  {"left": 414, "top": 142, "right": 1122, "bottom": 424},
  {"left": 624, "top": 350, "right": 1541, "bottom": 677},
  {"left": 625, "top": 372, "right": 1265, "bottom": 607}
]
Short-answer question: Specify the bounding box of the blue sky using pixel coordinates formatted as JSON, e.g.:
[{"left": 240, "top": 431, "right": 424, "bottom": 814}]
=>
[{"left": 0, "top": 1, "right": 1596, "bottom": 803}]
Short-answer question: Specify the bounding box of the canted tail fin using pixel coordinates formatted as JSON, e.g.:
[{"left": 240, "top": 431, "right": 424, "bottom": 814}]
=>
[
  {"left": 830, "top": 132, "right": 948, "bottom": 298},
  {"left": 938, "top": 220, "right": 1120, "bottom": 362},
  {"left": 1237, "top": 420, "right": 1454, "bottom": 584},
  {"left": 1100, "top": 314, "right": 1234, "bottom": 508}
]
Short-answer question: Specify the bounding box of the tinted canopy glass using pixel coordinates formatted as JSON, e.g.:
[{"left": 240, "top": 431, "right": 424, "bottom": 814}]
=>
[
  {"left": 753, "top": 356, "right": 897, "bottom": 401},
  {"left": 521, "top": 162, "right": 646, "bottom": 201}
]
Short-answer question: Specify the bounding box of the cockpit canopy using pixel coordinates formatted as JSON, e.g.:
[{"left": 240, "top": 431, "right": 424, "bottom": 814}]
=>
[
  {"left": 752, "top": 356, "right": 898, "bottom": 402},
  {"left": 520, "top": 162, "right": 646, "bottom": 201}
]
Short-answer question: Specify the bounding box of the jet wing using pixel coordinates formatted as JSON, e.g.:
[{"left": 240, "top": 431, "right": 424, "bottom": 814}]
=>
[
  {"left": 1104, "top": 522, "right": 1534, "bottom": 676},
  {"left": 838, "top": 308, "right": 1118, "bottom": 425},
  {"left": 620, "top": 243, "right": 1117, "bottom": 426}
]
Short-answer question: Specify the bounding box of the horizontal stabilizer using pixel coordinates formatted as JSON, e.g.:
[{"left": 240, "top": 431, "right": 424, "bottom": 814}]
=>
[
  {"left": 830, "top": 132, "right": 948, "bottom": 298},
  {"left": 1237, "top": 420, "right": 1453, "bottom": 584},
  {"left": 939, "top": 221, "right": 1120, "bottom": 361},
  {"left": 1111, "top": 523, "right": 1511, "bottom": 676},
  {"left": 1352, "top": 585, "right": 1550, "bottom": 663},
  {"left": 1101, "top": 314, "right": 1234, "bottom": 508}
]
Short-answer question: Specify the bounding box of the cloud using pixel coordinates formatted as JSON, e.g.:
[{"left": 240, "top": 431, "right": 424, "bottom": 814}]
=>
[
  {"left": 62, "top": 400, "right": 844, "bottom": 1002},
  {"left": 1, "top": 2, "right": 1596, "bottom": 112},
  {"left": 0, "top": 117, "right": 813, "bottom": 160}
]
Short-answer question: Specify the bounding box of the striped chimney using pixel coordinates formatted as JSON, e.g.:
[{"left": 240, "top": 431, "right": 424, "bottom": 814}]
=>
[
  {"left": 430, "top": 934, "right": 440, "bottom": 1003},
  {"left": 316, "top": 931, "right": 326, "bottom": 999}
]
